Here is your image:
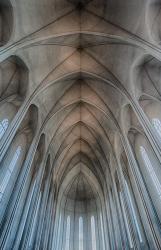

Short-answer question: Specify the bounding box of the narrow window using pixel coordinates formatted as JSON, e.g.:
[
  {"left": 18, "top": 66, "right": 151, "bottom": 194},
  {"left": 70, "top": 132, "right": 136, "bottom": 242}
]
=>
[
  {"left": 91, "top": 216, "right": 97, "bottom": 250},
  {"left": 0, "top": 146, "right": 21, "bottom": 201},
  {"left": 152, "top": 118, "right": 161, "bottom": 138},
  {"left": 65, "top": 216, "right": 70, "bottom": 250},
  {"left": 0, "top": 119, "right": 8, "bottom": 139},
  {"left": 140, "top": 146, "right": 161, "bottom": 197},
  {"left": 100, "top": 213, "right": 105, "bottom": 250},
  {"left": 125, "top": 180, "right": 143, "bottom": 242},
  {"left": 79, "top": 216, "right": 83, "bottom": 250}
]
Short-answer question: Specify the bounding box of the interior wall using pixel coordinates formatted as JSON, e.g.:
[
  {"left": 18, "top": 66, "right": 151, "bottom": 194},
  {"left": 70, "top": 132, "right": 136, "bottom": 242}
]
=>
[{"left": 0, "top": 0, "right": 161, "bottom": 249}]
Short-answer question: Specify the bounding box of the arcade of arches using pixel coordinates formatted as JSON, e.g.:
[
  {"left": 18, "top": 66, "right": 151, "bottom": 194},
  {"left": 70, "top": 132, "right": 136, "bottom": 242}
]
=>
[{"left": 1, "top": 0, "right": 161, "bottom": 249}]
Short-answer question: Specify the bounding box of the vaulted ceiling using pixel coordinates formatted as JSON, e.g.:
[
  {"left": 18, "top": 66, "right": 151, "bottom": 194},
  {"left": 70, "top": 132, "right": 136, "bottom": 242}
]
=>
[{"left": 2, "top": 0, "right": 161, "bottom": 199}]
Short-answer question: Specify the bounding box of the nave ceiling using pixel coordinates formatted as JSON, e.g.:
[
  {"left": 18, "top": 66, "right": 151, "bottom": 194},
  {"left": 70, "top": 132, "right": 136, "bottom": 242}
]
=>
[
  {"left": 1, "top": 0, "right": 161, "bottom": 197},
  {"left": 1, "top": 1, "right": 161, "bottom": 249},
  {"left": 3, "top": 0, "right": 160, "bottom": 188}
]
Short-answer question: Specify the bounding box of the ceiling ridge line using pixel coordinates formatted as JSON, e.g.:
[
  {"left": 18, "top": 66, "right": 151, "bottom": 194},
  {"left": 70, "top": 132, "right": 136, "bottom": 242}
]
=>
[{"left": 0, "top": 8, "right": 76, "bottom": 55}]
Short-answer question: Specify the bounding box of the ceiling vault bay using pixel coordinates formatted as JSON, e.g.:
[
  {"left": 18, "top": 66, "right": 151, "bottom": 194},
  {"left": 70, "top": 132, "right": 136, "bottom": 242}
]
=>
[{"left": 1, "top": 0, "right": 161, "bottom": 249}]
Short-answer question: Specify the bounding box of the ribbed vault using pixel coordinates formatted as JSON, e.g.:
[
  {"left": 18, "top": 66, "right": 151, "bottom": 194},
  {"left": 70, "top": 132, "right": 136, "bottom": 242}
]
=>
[{"left": 1, "top": 0, "right": 161, "bottom": 249}]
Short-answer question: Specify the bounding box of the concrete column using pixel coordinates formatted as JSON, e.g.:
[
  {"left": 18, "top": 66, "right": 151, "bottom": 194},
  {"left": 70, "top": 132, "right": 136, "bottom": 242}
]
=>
[
  {"left": 0, "top": 99, "right": 31, "bottom": 162},
  {"left": 13, "top": 177, "right": 37, "bottom": 249},
  {"left": 114, "top": 157, "right": 141, "bottom": 249},
  {"left": 35, "top": 174, "right": 52, "bottom": 249},
  {"left": 104, "top": 187, "right": 115, "bottom": 249},
  {"left": 101, "top": 198, "right": 111, "bottom": 250},
  {"left": 112, "top": 177, "right": 129, "bottom": 250},
  {"left": 43, "top": 189, "right": 54, "bottom": 249},
  {"left": 48, "top": 190, "right": 57, "bottom": 250},
  {"left": 0, "top": 133, "right": 46, "bottom": 249},
  {"left": 121, "top": 133, "right": 161, "bottom": 249},
  {"left": 132, "top": 100, "right": 161, "bottom": 162},
  {"left": 20, "top": 154, "right": 50, "bottom": 249},
  {"left": 108, "top": 188, "right": 117, "bottom": 249},
  {"left": 28, "top": 192, "right": 42, "bottom": 249}
]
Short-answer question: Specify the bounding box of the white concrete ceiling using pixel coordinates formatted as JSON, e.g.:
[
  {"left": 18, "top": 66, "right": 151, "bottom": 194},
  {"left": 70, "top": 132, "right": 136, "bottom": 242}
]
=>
[{"left": 1, "top": 0, "right": 161, "bottom": 198}]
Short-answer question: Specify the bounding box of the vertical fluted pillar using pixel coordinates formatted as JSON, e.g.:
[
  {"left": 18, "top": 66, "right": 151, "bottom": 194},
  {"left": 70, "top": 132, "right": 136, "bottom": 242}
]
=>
[
  {"left": 121, "top": 133, "right": 161, "bottom": 249},
  {"left": 13, "top": 177, "right": 37, "bottom": 249},
  {"left": 108, "top": 188, "right": 117, "bottom": 249},
  {"left": 43, "top": 188, "right": 55, "bottom": 249},
  {"left": 104, "top": 187, "right": 114, "bottom": 250},
  {"left": 114, "top": 156, "right": 142, "bottom": 249},
  {"left": 0, "top": 100, "right": 31, "bottom": 162},
  {"left": 20, "top": 154, "right": 50, "bottom": 249},
  {"left": 35, "top": 173, "right": 52, "bottom": 249},
  {"left": 48, "top": 190, "right": 57, "bottom": 250},
  {"left": 111, "top": 176, "right": 129, "bottom": 249},
  {"left": 0, "top": 132, "right": 45, "bottom": 249},
  {"left": 132, "top": 100, "right": 161, "bottom": 162}
]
